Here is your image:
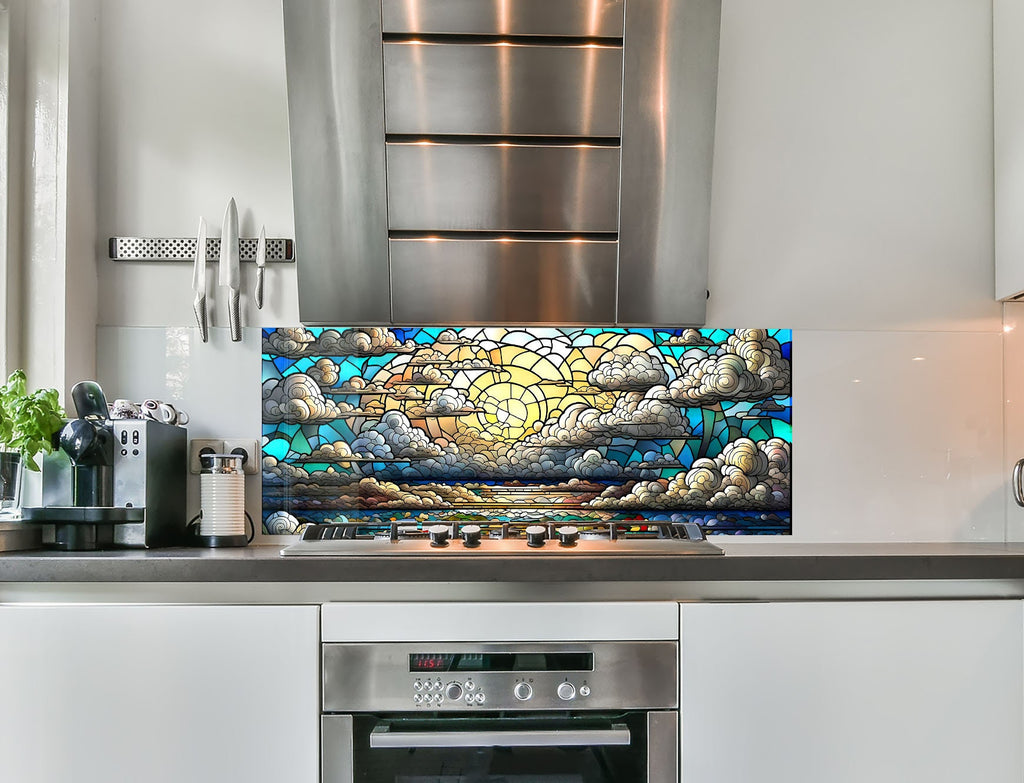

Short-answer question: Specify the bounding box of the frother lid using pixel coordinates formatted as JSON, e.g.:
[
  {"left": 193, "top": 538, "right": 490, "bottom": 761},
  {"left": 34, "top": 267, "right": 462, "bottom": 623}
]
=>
[{"left": 199, "top": 453, "right": 245, "bottom": 475}]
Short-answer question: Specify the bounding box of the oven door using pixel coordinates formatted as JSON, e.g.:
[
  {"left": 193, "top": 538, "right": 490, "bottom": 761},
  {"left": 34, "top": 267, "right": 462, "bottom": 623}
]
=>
[{"left": 323, "top": 711, "right": 677, "bottom": 783}]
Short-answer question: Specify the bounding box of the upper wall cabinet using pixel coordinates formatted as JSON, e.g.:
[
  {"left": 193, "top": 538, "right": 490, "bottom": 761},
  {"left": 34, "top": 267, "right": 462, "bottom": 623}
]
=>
[
  {"left": 996, "top": 0, "right": 1024, "bottom": 300},
  {"left": 283, "top": 0, "right": 721, "bottom": 326}
]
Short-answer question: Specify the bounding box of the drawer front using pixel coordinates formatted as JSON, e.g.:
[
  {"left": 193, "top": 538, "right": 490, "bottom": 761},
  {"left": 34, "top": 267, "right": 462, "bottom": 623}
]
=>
[
  {"left": 390, "top": 239, "right": 617, "bottom": 323},
  {"left": 386, "top": 143, "right": 621, "bottom": 232},
  {"left": 384, "top": 42, "right": 623, "bottom": 137},
  {"left": 382, "top": 0, "right": 625, "bottom": 37}
]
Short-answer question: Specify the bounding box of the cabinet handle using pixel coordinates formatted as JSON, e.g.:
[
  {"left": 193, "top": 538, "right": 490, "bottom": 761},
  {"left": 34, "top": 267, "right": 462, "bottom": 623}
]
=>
[{"left": 1013, "top": 459, "right": 1024, "bottom": 507}]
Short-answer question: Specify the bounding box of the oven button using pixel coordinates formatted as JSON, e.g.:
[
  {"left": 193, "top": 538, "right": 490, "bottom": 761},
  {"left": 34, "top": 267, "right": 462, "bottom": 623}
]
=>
[
  {"left": 413, "top": 680, "right": 423, "bottom": 691},
  {"left": 513, "top": 682, "right": 533, "bottom": 701},
  {"left": 434, "top": 693, "right": 443, "bottom": 704},
  {"left": 579, "top": 685, "right": 591, "bottom": 697},
  {"left": 445, "top": 682, "right": 464, "bottom": 701},
  {"left": 474, "top": 692, "right": 486, "bottom": 705},
  {"left": 465, "top": 694, "right": 473, "bottom": 705},
  {"left": 557, "top": 682, "right": 576, "bottom": 701},
  {"left": 465, "top": 680, "right": 475, "bottom": 691},
  {"left": 414, "top": 694, "right": 422, "bottom": 705}
]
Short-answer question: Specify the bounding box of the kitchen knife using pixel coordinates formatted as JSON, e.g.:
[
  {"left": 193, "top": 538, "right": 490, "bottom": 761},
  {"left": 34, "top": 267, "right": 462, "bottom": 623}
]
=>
[
  {"left": 192, "top": 217, "right": 209, "bottom": 342},
  {"left": 254, "top": 224, "right": 266, "bottom": 310},
  {"left": 219, "top": 197, "right": 241, "bottom": 342}
]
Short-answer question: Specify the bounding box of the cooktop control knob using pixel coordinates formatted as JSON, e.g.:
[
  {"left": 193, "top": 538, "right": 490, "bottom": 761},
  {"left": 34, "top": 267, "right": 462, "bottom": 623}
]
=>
[
  {"left": 461, "top": 524, "right": 482, "bottom": 548},
  {"left": 525, "top": 525, "right": 547, "bottom": 548},
  {"left": 428, "top": 524, "right": 450, "bottom": 547},
  {"left": 445, "top": 682, "right": 464, "bottom": 702},
  {"left": 557, "top": 682, "right": 576, "bottom": 701},
  {"left": 513, "top": 682, "right": 533, "bottom": 701},
  {"left": 556, "top": 525, "right": 579, "bottom": 546}
]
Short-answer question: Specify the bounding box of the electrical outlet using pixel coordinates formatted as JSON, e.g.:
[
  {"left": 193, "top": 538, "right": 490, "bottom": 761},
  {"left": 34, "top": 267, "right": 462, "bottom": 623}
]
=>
[
  {"left": 223, "top": 438, "right": 261, "bottom": 475},
  {"left": 189, "top": 439, "right": 224, "bottom": 474}
]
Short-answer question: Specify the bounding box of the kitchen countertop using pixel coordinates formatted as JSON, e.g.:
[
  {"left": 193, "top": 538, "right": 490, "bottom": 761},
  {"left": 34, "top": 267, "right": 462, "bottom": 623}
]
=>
[{"left": 3, "top": 542, "right": 1024, "bottom": 603}]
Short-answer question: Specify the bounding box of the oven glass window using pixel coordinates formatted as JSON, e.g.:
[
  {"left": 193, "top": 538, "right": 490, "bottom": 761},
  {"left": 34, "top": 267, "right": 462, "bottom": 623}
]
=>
[{"left": 349, "top": 713, "right": 647, "bottom": 783}]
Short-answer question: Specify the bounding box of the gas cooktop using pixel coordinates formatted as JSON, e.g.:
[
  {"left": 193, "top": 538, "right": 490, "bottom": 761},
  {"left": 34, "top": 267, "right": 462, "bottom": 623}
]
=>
[{"left": 280, "top": 520, "right": 724, "bottom": 556}]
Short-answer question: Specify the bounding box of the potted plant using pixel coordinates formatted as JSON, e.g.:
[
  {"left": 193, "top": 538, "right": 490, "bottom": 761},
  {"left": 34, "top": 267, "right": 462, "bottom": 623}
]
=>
[{"left": 0, "top": 370, "right": 65, "bottom": 515}]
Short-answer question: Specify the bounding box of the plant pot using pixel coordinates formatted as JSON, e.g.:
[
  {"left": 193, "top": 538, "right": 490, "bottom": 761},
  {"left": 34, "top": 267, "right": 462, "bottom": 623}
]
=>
[{"left": 0, "top": 451, "right": 23, "bottom": 518}]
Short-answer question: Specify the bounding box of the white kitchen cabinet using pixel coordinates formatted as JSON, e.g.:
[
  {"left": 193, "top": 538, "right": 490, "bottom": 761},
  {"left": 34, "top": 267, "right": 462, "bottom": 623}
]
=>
[
  {"left": 996, "top": 0, "right": 1024, "bottom": 299},
  {"left": 679, "top": 600, "right": 1023, "bottom": 783},
  {"left": 0, "top": 604, "right": 319, "bottom": 783}
]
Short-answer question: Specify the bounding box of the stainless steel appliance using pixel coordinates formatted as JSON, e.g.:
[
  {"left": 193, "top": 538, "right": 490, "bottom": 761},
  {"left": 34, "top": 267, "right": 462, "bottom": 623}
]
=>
[
  {"left": 281, "top": 519, "right": 723, "bottom": 557},
  {"left": 283, "top": 0, "right": 722, "bottom": 326},
  {"left": 24, "top": 382, "right": 187, "bottom": 550},
  {"left": 320, "top": 603, "right": 680, "bottom": 782}
]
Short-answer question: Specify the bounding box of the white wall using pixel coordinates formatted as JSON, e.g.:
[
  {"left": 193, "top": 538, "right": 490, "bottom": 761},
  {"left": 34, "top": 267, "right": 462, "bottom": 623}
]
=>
[{"left": 93, "top": 0, "right": 1005, "bottom": 542}]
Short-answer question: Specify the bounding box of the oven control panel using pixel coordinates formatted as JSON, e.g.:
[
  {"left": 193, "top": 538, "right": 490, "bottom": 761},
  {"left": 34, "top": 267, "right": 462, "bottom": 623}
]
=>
[
  {"left": 322, "top": 641, "right": 678, "bottom": 713},
  {"left": 409, "top": 675, "right": 593, "bottom": 709}
]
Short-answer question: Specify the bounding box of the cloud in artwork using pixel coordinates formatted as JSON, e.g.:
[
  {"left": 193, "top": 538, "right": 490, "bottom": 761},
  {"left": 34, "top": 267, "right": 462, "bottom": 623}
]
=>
[
  {"left": 263, "top": 327, "right": 417, "bottom": 358},
  {"left": 307, "top": 358, "right": 340, "bottom": 386},
  {"left": 262, "top": 374, "right": 357, "bottom": 423},
  {"left": 262, "top": 327, "right": 316, "bottom": 357},
  {"left": 315, "top": 327, "right": 417, "bottom": 356},
  {"left": 588, "top": 352, "right": 669, "bottom": 391},
  {"left": 662, "top": 329, "right": 715, "bottom": 347},
  {"left": 524, "top": 392, "right": 693, "bottom": 449},
  {"left": 334, "top": 376, "right": 389, "bottom": 394},
  {"left": 437, "top": 329, "right": 476, "bottom": 345},
  {"left": 588, "top": 437, "right": 790, "bottom": 511},
  {"left": 408, "top": 349, "right": 449, "bottom": 364},
  {"left": 421, "top": 388, "right": 478, "bottom": 416},
  {"left": 651, "top": 329, "right": 791, "bottom": 406},
  {"left": 307, "top": 441, "right": 356, "bottom": 462},
  {"left": 405, "top": 365, "right": 453, "bottom": 384},
  {"left": 351, "top": 411, "right": 446, "bottom": 460}
]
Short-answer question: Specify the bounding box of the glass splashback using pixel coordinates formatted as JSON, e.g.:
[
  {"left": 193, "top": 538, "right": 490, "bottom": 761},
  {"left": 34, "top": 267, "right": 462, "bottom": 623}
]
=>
[{"left": 261, "top": 327, "right": 792, "bottom": 535}]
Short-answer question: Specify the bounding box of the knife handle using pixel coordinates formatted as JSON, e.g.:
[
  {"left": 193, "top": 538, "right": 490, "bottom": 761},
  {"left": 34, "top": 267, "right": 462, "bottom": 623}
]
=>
[
  {"left": 229, "top": 289, "right": 241, "bottom": 342},
  {"left": 255, "top": 267, "right": 265, "bottom": 310}
]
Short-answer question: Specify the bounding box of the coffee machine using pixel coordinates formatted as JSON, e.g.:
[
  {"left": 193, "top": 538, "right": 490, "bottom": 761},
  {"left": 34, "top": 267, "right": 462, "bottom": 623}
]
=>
[{"left": 22, "top": 381, "right": 187, "bottom": 550}]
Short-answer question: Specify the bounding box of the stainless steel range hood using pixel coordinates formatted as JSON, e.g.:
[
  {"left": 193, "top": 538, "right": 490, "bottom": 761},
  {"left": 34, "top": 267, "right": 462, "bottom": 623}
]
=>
[{"left": 283, "top": 0, "right": 721, "bottom": 326}]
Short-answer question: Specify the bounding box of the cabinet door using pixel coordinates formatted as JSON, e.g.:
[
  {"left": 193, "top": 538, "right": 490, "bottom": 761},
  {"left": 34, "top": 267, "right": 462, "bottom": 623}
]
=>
[
  {"left": 996, "top": 0, "right": 1024, "bottom": 299},
  {"left": 680, "top": 601, "right": 1023, "bottom": 783},
  {"left": 0, "top": 604, "right": 319, "bottom": 783}
]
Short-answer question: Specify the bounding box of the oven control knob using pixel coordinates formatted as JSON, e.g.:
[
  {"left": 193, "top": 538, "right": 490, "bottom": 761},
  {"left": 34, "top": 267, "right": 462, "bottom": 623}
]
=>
[
  {"left": 579, "top": 685, "right": 591, "bottom": 697},
  {"left": 445, "top": 682, "right": 464, "bottom": 701},
  {"left": 556, "top": 525, "right": 579, "bottom": 546},
  {"left": 461, "top": 524, "right": 482, "bottom": 548},
  {"left": 428, "top": 524, "right": 450, "bottom": 547},
  {"left": 525, "top": 525, "right": 547, "bottom": 548},
  {"left": 557, "top": 682, "right": 576, "bottom": 701},
  {"left": 514, "top": 682, "right": 533, "bottom": 701}
]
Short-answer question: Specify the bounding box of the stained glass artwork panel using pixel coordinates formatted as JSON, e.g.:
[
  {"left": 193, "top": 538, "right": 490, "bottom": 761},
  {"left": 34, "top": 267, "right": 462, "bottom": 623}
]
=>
[{"left": 262, "top": 327, "right": 792, "bottom": 535}]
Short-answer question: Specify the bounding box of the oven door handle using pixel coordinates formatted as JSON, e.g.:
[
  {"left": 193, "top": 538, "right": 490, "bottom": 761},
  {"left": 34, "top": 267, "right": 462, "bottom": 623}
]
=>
[{"left": 369, "top": 723, "right": 631, "bottom": 749}]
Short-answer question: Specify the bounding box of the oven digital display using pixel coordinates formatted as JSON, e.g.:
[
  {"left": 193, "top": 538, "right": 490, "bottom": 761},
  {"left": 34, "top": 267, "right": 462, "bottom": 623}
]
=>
[{"left": 409, "top": 652, "right": 594, "bottom": 673}]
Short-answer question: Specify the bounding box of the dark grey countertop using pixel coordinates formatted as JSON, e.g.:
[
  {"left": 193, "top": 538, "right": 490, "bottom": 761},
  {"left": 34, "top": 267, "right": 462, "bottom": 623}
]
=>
[{"left": 3, "top": 541, "right": 1024, "bottom": 583}]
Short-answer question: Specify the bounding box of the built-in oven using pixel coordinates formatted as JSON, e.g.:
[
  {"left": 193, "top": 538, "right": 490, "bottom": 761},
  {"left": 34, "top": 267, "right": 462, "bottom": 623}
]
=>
[{"left": 321, "top": 641, "right": 678, "bottom": 782}]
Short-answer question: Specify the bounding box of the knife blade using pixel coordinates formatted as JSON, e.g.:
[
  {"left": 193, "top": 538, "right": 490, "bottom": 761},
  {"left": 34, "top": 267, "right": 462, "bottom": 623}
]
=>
[
  {"left": 192, "top": 217, "right": 209, "bottom": 342},
  {"left": 219, "top": 197, "right": 241, "bottom": 341},
  {"left": 254, "top": 224, "right": 266, "bottom": 310}
]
